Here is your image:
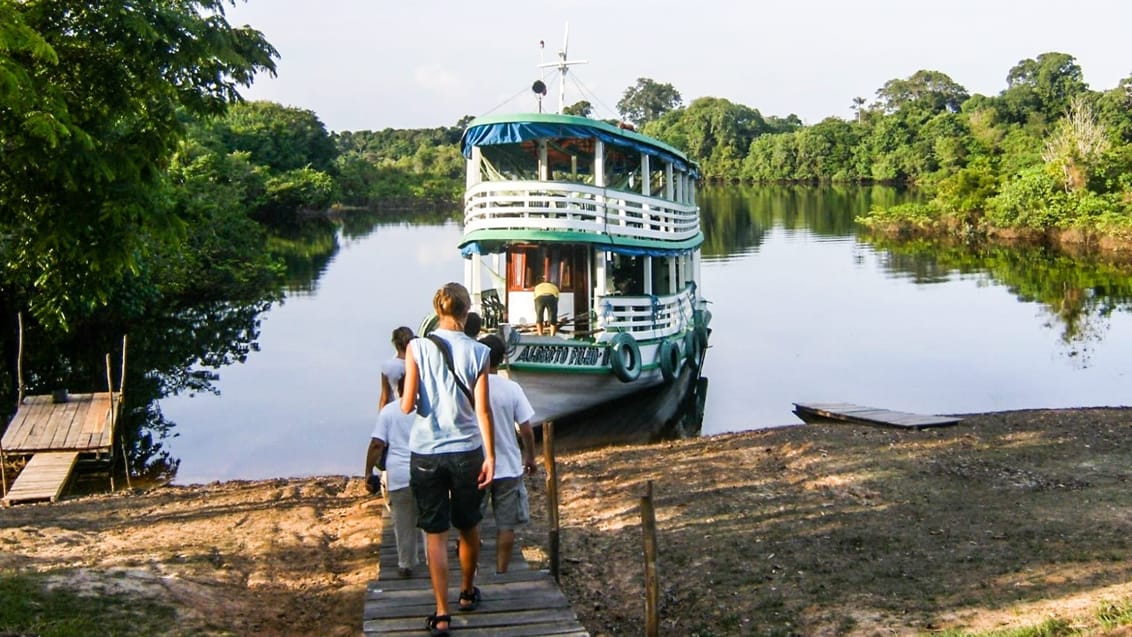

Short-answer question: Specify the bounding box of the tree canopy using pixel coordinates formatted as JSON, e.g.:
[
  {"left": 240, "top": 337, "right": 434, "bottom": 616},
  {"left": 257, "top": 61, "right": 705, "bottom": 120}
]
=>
[
  {"left": 211, "top": 101, "right": 337, "bottom": 173},
  {"left": 0, "top": 0, "right": 278, "bottom": 327},
  {"left": 616, "top": 77, "right": 683, "bottom": 126},
  {"left": 875, "top": 70, "right": 970, "bottom": 116}
]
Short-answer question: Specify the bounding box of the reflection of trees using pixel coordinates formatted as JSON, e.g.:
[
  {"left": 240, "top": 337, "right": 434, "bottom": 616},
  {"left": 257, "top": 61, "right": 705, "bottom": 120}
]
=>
[
  {"left": 333, "top": 205, "right": 462, "bottom": 240},
  {"left": 699, "top": 186, "right": 768, "bottom": 258},
  {"left": 868, "top": 238, "right": 1132, "bottom": 364},
  {"left": 272, "top": 207, "right": 464, "bottom": 294},
  {"left": 699, "top": 185, "right": 917, "bottom": 257},
  {"left": 267, "top": 217, "right": 340, "bottom": 295},
  {"left": 0, "top": 296, "right": 276, "bottom": 484},
  {"left": 127, "top": 298, "right": 276, "bottom": 481}
]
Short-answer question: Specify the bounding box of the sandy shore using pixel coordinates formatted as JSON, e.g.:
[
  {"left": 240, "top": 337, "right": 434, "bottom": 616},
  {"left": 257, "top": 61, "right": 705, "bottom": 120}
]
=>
[{"left": 2, "top": 407, "right": 1132, "bottom": 635}]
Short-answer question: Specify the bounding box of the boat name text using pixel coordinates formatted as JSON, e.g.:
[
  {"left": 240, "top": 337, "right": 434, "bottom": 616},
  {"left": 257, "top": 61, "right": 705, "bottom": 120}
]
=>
[{"left": 514, "top": 345, "right": 608, "bottom": 367}]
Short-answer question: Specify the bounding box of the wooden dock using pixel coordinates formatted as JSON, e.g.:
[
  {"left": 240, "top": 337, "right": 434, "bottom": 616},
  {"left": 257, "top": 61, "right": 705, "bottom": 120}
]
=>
[
  {"left": 363, "top": 510, "right": 588, "bottom": 636},
  {"left": 2, "top": 391, "right": 120, "bottom": 505},
  {"left": 793, "top": 402, "right": 962, "bottom": 430}
]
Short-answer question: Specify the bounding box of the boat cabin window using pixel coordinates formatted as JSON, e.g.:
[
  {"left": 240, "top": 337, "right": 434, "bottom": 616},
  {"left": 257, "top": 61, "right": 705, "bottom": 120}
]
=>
[
  {"left": 507, "top": 245, "right": 584, "bottom": 291},
  {"left": 477, "top": 136, "right": 682, "bottom": 202},
  {"left": 604, "top": 146, "right": 642, "bottom": 194},
  {"left": 649, "top": 163, "right": 668, "bottom": 197},
  {"left": 608, "top": 253, "right": 645, "bottom": 295},
  {"left": 651, "top": 256, "right": 672, "bottom": 294},
  {"left": 479, "top": 138, "right": 597, "bottom": 185},
  {"left": 547, "top": 138, "right": 596, "bottom": 184},
  {"left": 480, "top": 145, "right": 539, "bottom": 181}
]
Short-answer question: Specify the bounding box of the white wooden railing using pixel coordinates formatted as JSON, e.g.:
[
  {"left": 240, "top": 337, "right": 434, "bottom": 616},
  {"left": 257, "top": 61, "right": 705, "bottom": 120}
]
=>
[
  {"left": 464, "top": 181, "right": 699, "bottom": 242},
  {"left": 595, "top": 284, "right": 698, "bottom": 342}
]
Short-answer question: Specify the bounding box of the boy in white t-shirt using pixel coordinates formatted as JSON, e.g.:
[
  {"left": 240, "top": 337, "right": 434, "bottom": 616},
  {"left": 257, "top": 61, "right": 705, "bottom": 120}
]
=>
[
  {"left": 478, "top": 334, "right": 538, "bottom": 574},
  {"left": 379, "top": 326, "right": 413, "bottom": 408},
  {"left": 365, "top": 378, "right": 422, "bottom": 577}
]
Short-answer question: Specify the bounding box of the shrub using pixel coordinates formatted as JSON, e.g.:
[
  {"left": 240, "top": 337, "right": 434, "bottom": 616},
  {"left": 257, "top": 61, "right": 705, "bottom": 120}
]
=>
[{"left": 985, "top": 165, "right": 1066, "bottom": 229}]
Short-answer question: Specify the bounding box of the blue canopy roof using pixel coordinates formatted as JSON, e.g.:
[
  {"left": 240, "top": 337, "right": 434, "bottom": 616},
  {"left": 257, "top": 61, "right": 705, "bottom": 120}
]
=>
[{"left": 460, "top": 113, "right": 700, "bottom": 179}]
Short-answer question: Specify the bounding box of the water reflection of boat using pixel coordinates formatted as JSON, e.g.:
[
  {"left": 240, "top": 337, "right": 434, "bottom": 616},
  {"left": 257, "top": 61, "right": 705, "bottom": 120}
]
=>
[
  {"left": 448, "top": 36, "right": 712, "bottom": 429},
  {"left": 550, "top": 373, "right": 709, "bottom": 452}
]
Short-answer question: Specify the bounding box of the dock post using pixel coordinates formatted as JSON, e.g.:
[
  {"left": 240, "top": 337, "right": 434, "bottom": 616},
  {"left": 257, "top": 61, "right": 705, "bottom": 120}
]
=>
[
  {"left": 542, "top": 420, "right": 560, "bottom": 583},
  {"left": 642, "top": 479, "right": 659, "bottom": 637},
  {"left": 106, "top": 353, "right": 130, "bottom": 490},
  {"left": 1, "top": 435, "right": 7, "bottom": 497}
]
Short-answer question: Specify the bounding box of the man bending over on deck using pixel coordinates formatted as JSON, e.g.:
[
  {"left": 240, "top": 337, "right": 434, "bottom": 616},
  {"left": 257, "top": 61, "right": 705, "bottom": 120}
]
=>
[
  {"left": 533, "top": 277, "right": 559, "bottom": 336},
  {"left": 478, "top": 334, "right": 538, "bottom": 574}
]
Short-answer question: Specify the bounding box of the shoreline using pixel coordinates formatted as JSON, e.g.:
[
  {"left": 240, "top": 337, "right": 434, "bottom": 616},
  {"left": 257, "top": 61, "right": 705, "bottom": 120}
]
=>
[{"left": 2, "top": 406, "right": 1132, "bottom": 635}]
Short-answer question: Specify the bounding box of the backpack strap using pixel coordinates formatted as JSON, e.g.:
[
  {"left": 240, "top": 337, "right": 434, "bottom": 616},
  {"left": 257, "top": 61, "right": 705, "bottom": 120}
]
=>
[{"left": 426, "top": 334, "right": 475, "bottom": 407}]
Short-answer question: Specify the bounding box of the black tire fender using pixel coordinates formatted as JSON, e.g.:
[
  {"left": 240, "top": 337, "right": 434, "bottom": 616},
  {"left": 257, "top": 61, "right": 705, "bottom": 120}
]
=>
[{"left": 609, "top": 332, "right": 641, "bottom": 382}]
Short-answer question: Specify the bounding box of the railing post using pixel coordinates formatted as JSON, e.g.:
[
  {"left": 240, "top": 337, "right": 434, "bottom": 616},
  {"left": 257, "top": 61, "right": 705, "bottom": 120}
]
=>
[
  {"left": 642, "top": 480, "right": 659, "bottom": 637},
  {"left": 543, "top": 420, "right": 560, "bottom": 583}
]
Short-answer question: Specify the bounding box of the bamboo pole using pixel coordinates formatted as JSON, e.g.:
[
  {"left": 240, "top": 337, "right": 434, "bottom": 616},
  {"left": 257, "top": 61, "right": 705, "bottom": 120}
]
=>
[
  {"left": 106, "top": 353, "right": 130, "bottom": 490},
  {"left": 542, "top": 420, "right": 560, "bottom": 583},
  {"left": 16, "top": 312, "right": 24, "bottom": 404},
  {"left": 0, "top": 426, "right": 6, "bottom": 498},
  {"left": 118, "top": 334, "right": 127, "bottom": 394},
  {"left": 642, "top": 479, "right": 659, "bottom": 637},
  {"left": 2, "top": 313, "right": 23, "bottom": 497},
  {"left": 0, "top": 428, "right": 5, "bottom": 498},
  {"left": 117, "top": 335, "right": 128, "bottom": 489}
]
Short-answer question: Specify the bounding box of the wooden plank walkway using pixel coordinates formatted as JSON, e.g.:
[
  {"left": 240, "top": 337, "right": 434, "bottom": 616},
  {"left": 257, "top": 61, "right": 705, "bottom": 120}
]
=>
[
  {"left": 2, "top": 392, "right": 121, "bottom": 506},
  {"left": 2, "top": 451, "right": 80, "bottom": 505},
  {"left": 793, "top": 402, "right": 962, "bottom": 430},
  {"left": 3, "top": 392, "right": 119, "bottom": 454},
  {"left": 363, "top": 510, "right": 588, "bottom": 636}
]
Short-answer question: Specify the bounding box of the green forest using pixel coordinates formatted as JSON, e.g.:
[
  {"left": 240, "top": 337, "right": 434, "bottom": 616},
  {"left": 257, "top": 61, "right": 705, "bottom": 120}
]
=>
[{"left": 3, "top": 1, "right": 1132, "bottom": 359}]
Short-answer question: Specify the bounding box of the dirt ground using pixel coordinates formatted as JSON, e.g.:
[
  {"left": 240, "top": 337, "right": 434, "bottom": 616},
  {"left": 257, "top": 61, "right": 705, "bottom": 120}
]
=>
[{"left": 2, "top": 407, "right": 1132, "bottom": 636}]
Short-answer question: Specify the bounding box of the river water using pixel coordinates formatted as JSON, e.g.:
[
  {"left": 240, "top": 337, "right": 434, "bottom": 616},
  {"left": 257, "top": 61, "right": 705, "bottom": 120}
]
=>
[{"left": 159, "top": 186, "right": 1132, "bottom": 484}]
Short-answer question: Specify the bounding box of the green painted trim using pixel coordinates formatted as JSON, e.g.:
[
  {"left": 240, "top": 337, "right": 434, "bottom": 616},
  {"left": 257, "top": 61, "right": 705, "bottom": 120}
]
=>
[
  {"left": 504, "top": 364, "right": 661, "bottom": 373},
  {"left": 509, "top": 361, "right": 662, "bottom": 373},
  {"left": 508, "top": 364, "right": 610, "bottom": 374},
  {"left": 465, "top": 112, "right": 695, "bottom": 167},
  {"left": 460, "top": 229, "right": 704, "bottom": 252}
]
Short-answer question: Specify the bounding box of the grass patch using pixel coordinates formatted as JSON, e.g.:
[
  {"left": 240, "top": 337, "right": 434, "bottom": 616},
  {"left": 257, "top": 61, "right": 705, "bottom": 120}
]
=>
[
  {"left": 1095, "top": 597, "right": 1132, "bottom": 630},
  {"left": 0, "top": 570, "right": 179, "bottom": 637},
  {"left": 933, "top": 596, "right": 1132, "bottom": 636},
  {"left": 934, "top": 617, "right": 1074, "bottom": 637}
]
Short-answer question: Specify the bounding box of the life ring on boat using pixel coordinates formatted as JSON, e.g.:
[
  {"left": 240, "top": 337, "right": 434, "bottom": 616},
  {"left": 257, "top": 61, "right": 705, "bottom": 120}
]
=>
[
  {"left": 608, "top": 332, "right": 641, "bottom": 383},
  {"left": 659, "top": 338, "right": 681, "bottom": 382},
  {"left": 683, "top": 330, "right": 701, "bottom": 371}
]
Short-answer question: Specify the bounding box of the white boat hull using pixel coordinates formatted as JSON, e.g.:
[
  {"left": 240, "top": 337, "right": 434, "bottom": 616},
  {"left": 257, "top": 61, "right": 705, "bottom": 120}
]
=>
[{"left": 506, "top": 365, "right": 667, "bottom": 424}]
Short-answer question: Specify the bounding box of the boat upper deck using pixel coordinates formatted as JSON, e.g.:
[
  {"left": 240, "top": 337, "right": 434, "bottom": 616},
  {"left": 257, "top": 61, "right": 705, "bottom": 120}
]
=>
[
  {"left": 462, "top": 180, "right": 703, "bottom": 249},
  {"left": 460, "top": 113, "right": 702, "bottom": 251},
  {"left": 460, "top": 113, "right": 697, "bottom": 176}
]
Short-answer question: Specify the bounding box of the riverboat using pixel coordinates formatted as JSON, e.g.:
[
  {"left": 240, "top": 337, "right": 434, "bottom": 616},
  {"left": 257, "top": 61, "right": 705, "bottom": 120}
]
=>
[{"left": 442, "top": 37, "right": 711, "bottom": 424}]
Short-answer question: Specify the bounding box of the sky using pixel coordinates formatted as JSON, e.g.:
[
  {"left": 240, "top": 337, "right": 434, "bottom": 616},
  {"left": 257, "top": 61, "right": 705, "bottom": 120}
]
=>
[{"left": 221, "top": 0, "right": 1132, "bottom": 133}]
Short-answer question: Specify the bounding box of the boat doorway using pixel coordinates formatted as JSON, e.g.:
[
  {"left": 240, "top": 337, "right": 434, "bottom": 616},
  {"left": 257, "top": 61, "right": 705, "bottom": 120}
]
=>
[{"left": 505, "top": 244, "right": 590, "bottom": 336}]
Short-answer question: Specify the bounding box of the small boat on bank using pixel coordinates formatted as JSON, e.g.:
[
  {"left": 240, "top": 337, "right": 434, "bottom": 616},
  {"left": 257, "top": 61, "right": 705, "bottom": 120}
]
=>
[{"left": 432, "top": 36, "right": 712, "bottom": 425}]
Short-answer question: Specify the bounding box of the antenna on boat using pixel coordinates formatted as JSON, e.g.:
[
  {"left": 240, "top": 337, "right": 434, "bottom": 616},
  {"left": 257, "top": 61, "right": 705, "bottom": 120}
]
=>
[{"left": 537, "top": 23, "right": 587, "bottom": 114}]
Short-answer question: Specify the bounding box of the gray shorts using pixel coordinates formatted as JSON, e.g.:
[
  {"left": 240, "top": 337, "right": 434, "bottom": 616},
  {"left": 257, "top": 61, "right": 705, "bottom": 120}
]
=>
[{"left": 483, "top": 476, "right": 530, "bottom": 531}]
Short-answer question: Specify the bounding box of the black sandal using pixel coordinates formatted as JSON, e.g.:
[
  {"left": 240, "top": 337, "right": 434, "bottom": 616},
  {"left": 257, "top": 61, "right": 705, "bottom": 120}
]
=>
[
  {"left": 425, "top": 613, "right": 451, "bottom": 636},
  {"left": 458, "top": 586, "right": 481, "bottom": 611}
]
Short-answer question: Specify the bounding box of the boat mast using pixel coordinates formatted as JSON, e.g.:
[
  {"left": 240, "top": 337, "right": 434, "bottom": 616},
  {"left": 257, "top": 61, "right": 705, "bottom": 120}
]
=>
[{"left": 537, "top": 24, "right": 587, "bottom": 114}]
